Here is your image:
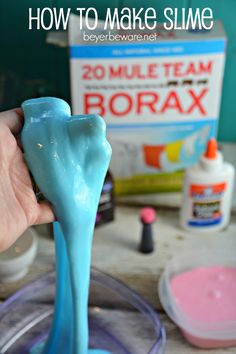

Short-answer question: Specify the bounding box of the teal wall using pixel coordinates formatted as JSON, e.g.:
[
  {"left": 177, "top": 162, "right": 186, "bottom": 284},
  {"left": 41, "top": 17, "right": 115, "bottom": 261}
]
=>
[{"left": 0, "top": 1, "right": 235, "bottom": 142}]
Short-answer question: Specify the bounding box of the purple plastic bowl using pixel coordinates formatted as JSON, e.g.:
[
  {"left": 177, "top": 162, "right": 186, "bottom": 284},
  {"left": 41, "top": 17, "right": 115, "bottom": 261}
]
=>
[{"left": 0, "top": 267, "right": 166, "bottom": 354}]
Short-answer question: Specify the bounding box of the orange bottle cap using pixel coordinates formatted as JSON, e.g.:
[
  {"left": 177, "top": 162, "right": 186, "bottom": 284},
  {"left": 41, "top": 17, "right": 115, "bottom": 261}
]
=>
[{"left": 205, "top": 138, "right": 218, "bottom": 159}]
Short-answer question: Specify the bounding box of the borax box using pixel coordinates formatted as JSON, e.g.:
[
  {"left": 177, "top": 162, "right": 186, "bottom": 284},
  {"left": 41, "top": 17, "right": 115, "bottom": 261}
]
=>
[{"left": 69, "top": 15, "right": 226, "bottom": 196}]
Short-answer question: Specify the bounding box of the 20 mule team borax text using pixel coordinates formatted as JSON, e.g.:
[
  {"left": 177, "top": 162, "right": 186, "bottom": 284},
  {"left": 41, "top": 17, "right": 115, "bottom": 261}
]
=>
[{"left": 69, "top": 16, "right": 226, "bottom": 196}]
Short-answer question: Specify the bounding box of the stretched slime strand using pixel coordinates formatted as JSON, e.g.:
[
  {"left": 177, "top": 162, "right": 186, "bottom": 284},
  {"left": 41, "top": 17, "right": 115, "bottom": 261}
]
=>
[{"left": 21, "top": 97, "right": 112, "bottom": 354}]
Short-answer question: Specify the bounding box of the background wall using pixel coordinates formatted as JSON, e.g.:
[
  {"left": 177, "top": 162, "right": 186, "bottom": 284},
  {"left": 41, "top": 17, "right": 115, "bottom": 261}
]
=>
[{"left": 0, "top": 0, "right": 235, "bottom": 142}]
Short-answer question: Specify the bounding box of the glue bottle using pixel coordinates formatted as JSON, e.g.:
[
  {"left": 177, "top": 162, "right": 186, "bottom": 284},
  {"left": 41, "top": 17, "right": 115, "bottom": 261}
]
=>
[{"left": 180, "top": 138, "right": 235, "bottom": 233}]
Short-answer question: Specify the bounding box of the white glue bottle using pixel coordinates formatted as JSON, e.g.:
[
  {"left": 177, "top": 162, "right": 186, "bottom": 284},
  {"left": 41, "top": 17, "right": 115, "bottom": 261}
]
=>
[{"left": 180, "top": 138, "right": 235, "bottom": 233}]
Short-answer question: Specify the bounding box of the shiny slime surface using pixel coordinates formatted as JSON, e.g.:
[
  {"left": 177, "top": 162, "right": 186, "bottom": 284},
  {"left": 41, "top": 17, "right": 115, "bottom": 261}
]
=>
[
  {"left": 171, "top": 266, "right": 236, "bottom": 323},
  {"left": 21, "top": 97, "right": 112, "bottom": 354}
]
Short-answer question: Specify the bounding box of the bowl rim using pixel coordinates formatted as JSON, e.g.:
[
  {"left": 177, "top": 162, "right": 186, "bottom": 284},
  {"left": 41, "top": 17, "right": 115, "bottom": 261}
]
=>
[{"left": 0, "top": 267, "right": 166, "bottom": 354}]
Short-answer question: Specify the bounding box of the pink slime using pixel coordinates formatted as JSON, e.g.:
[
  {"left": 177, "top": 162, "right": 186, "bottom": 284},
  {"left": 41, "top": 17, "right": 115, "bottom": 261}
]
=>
[{"left": 171, "top": 266, "right": 236, "bottom": 348}]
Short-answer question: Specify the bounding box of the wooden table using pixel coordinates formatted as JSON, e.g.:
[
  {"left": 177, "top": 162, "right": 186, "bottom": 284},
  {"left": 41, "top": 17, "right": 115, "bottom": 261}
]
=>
[{"left": 1, "top": 206, "right": 236, "bottom": 353}]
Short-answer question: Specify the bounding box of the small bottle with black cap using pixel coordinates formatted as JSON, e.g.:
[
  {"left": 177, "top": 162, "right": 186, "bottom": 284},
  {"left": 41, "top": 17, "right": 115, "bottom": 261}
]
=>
[{"left": 139, "top": 207, "right": 156, "bottom": 254}]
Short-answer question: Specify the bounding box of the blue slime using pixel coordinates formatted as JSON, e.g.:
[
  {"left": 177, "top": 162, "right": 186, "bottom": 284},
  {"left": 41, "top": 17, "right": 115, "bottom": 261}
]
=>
[{"left": 21, "top": 97, "right": 112, "bottom": 354}]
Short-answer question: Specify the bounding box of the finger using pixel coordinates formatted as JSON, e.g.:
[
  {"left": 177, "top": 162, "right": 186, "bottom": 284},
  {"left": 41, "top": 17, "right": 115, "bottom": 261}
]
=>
[
  {"left": 0, "top": 108, "right": 24, "bottom": 135},
  {"left": 35, "top": 201, "right": 56, "bottom": 225}
]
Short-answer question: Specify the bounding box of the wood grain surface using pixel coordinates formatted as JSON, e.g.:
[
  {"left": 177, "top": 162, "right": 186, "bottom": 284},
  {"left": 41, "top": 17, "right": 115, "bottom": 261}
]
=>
[{"left": 1, "top": 206, "right": 236, "bottom": 354}]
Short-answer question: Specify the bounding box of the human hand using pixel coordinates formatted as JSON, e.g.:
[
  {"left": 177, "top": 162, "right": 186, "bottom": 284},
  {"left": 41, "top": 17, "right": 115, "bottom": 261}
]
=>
[{"left": 0, "top": 108, "right": 55, "bottom": 252}]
